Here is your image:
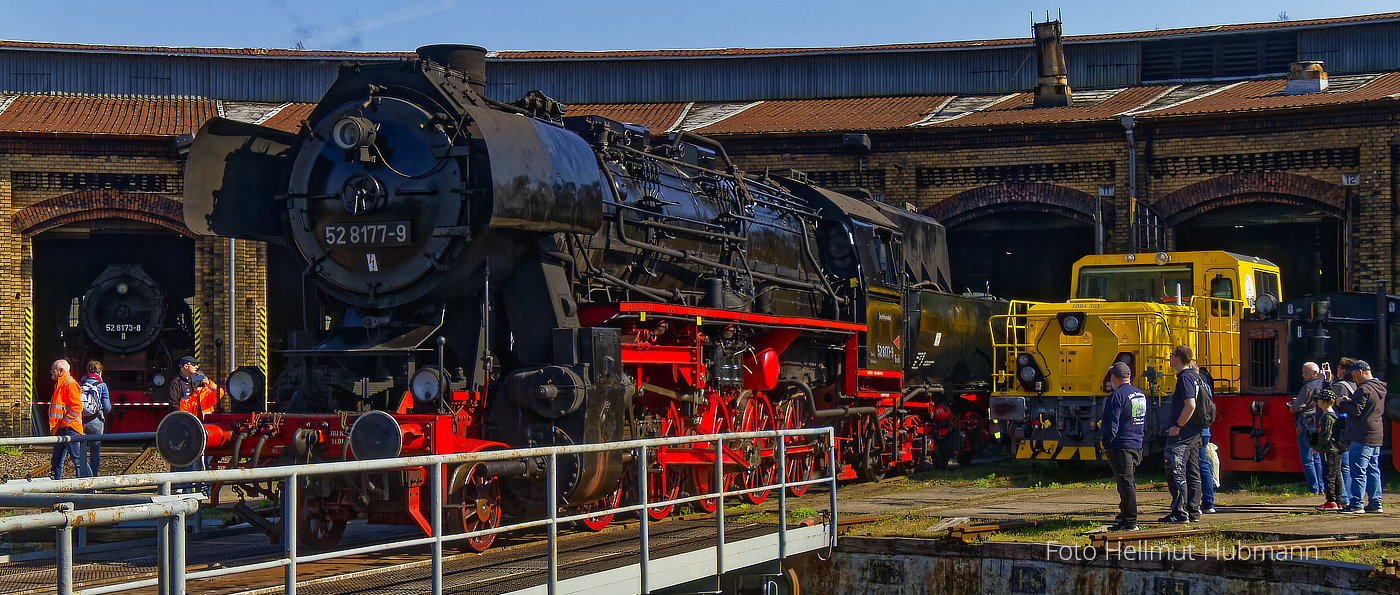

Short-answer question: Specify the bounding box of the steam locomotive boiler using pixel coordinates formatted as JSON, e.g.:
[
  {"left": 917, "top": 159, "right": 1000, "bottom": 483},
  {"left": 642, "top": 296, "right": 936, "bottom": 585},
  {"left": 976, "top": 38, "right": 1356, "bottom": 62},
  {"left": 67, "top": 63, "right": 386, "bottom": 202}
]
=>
[
  {"left": 165, "top": 45, "right": 1001, "bottom": 550},
  {"left": 49, "top": 264, "right": 198, "bottom": 434}
]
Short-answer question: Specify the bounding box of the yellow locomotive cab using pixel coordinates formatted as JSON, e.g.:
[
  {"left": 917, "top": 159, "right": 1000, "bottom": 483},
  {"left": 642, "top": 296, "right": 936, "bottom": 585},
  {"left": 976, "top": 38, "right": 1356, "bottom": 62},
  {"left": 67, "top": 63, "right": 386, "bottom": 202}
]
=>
[{"left": 988, "top": 251, "right": 1281, "bottom": 461}]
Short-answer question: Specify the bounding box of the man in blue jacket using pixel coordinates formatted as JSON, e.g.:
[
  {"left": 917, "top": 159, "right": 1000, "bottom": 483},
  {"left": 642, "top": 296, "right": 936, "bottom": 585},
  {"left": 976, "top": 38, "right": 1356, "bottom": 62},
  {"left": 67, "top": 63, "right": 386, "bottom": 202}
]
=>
[{"left": 1100, "top": 361, "right": 1147, "bottom": 531}]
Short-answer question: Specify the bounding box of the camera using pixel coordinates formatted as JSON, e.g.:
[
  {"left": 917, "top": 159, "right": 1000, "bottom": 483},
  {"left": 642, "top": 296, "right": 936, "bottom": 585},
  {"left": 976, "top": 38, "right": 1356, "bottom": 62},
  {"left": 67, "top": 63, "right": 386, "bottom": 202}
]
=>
[{"left": 190, "top": 374, "right": 206, "bottom": 386}]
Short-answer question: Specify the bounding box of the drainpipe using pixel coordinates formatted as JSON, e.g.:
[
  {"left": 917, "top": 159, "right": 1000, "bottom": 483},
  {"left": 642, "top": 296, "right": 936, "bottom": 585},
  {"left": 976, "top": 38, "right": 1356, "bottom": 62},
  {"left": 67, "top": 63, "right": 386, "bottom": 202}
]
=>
[
  {"left": 227, "top": 238, "right": 236, "bottom": 375},
  {"left": 1120, "top": 115, "right": 1138, "bottom": 252}
]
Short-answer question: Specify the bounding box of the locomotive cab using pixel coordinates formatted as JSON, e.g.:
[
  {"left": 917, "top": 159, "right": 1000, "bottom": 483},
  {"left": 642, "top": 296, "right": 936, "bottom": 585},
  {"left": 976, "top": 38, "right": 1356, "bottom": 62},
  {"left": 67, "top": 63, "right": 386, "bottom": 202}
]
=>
[{"left": 990, "top": 250, "right": 1281, "bottom": 461}]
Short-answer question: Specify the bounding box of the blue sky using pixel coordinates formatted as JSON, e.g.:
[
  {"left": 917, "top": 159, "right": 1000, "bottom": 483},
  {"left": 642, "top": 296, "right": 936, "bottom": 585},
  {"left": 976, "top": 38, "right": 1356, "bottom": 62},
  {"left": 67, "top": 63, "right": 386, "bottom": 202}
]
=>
[{"left": 4, "top": 1, "right": 1397, "bottom": 52}]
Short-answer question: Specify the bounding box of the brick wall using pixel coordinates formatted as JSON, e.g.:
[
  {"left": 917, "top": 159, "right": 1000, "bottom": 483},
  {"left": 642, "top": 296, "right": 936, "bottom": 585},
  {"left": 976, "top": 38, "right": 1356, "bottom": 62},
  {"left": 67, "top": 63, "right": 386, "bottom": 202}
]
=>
[
  {"left": 0, "top": 140, "right": 268, "bottom": 436},
  {"left": 719, "top": 109, "right": 1396, "bottom": 295}
]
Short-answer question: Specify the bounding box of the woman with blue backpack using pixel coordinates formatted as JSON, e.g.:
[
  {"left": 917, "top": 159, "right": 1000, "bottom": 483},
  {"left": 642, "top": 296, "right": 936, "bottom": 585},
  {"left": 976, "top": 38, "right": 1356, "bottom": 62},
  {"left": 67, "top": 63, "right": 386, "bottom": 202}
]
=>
[{"left": 79, "top": 360, "right": 111, "bottom": 475}]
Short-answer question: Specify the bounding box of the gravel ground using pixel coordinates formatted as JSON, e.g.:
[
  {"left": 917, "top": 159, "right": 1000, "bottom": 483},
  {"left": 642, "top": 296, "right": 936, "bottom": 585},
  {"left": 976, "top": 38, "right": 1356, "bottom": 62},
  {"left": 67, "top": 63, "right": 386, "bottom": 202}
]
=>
[{"left": 0, "top": 444, "right": 166, "bottom": 481}]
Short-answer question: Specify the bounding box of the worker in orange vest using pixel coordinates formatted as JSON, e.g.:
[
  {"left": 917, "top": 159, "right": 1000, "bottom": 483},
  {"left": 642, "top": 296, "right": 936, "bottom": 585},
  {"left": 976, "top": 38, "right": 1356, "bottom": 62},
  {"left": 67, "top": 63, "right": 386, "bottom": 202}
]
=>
[
  {"left": 167, "top": 355, "right": 218, "bottom": 419},
  {"left": 166, "top": 355, "right": 219, "bottom": 476},
  {"left": 48, "top": 359, "right": 92, "bottom": 479}
]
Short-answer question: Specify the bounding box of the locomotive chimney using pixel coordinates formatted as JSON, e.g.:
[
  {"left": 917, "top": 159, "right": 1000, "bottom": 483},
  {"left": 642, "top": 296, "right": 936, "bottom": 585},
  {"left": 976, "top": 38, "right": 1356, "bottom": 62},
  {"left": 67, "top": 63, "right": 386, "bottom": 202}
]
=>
[
  {"left": 417, "top": 44, "right": 488, "bottom": 94},
  {"left": 1032, "top": 19, "right": 1072, "bottom": 108}
]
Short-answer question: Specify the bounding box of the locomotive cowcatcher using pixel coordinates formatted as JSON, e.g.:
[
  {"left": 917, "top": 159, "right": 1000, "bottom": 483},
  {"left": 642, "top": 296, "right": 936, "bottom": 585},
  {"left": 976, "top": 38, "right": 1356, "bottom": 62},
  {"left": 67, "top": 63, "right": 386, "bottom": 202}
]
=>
[
  {"left": 988, "top": 250, "right": 1399, "bottom": 473},
  {"left": 164, "top": 45, "right": 1000, "bottom": 549}
]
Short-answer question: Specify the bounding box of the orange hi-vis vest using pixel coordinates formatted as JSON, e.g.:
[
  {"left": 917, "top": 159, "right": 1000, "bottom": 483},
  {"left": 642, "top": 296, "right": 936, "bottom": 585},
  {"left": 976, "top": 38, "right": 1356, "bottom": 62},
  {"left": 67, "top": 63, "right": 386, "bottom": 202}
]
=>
[
  {"left": 48, "top": 373, "right": 83, "bottom": 434},
  {"left": 180, "top": 383, "right": 219, "bottom": 418}
]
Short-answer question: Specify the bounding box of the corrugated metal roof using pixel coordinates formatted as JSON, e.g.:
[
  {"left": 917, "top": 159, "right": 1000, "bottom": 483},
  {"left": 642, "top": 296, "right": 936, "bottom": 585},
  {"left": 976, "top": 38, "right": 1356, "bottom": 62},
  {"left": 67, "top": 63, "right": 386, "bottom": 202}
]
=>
[
  {"left": 692, "top": 96, "right": 955, "bottom": 134},
  {"left": 1129, "top": 71, "right": 1400, "bottom": 117},
  {"left": 491, "top": 12, "right": 1400, "bottom": 60},
  {"left": 0, "top": 66, "right": 1395, "bottom": 140},
  {"left": 564, "top": 102, "right": 690, "bottom": 134},
  {"left": 258, "top": 103, "right": 315, "bottom": 132},
  {"left": 0, "top": 94, "right": 216, "bottom": 136},
  {"left": 0, "top": 39, "right": 409, "bottom": 60}
]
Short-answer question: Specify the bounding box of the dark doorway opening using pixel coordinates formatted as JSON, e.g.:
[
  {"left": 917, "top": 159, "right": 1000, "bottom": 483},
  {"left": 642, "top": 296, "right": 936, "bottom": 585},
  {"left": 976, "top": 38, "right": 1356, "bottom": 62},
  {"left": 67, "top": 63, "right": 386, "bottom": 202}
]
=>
[
  {"left": 947, "top": 212, "right": 1094, "bottom": 302},
  {"left": 31, "top": 225, "right": 195, "bottom": 433},
  {"left": 1175, "top": 203, "right": 1343, "bottom": 300}
]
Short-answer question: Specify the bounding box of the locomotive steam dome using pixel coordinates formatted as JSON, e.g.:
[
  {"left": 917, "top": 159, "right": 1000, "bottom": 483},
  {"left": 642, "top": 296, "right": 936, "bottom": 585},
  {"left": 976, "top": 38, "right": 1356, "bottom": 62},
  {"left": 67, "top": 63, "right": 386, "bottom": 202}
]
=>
[{"left": 81, "top": 264, "right": 166, "bottom": 354}]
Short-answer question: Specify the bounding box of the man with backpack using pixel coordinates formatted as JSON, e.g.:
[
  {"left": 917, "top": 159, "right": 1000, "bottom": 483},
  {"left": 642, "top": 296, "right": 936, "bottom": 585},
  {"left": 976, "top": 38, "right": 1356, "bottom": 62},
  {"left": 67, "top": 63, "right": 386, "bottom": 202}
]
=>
[
  {"left": 79, "top": 360, "right": 111, "bottom": 476},
  {"left": 1160, "top": 345, "right": 1205, "bottom": 524},
  {"left": 1339, "top": 360, "right": 1386, "bottom": 514}
]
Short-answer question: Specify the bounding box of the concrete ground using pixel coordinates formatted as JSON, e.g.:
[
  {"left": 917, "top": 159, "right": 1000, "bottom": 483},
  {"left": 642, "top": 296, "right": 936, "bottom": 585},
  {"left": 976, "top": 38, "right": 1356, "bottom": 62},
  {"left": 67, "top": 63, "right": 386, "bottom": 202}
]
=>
[{"left": 766, "top": 469, "right": 1399, "bottom": 539}]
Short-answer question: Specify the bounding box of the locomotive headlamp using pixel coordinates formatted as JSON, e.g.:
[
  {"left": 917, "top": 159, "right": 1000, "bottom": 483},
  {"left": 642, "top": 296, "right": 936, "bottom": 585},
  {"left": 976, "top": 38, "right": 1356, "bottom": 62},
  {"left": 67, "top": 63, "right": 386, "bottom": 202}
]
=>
[
  {"left": 151, "top": 373, "right": 166, "bottom": 388},
  {"left": 331, "top": 116, "right": 377, "bottom": 150},
  {"left": 226, "top": 366, "right": 265, "bottom": 403},
  {"left": 1057, "top": 312, "right": 1085, "bottom": 335},
  {"left": 411, "top": 366, "right": 447, "bottom": 403},
  {"left": 116, "top": 282, "right": 129, "bottom": 295},
  {"left": 1015, "top": 353, "right": 1045, "bottom": 391},
  {"left": 1155, "top": 252, "right": 1171, "bottom": 265}
]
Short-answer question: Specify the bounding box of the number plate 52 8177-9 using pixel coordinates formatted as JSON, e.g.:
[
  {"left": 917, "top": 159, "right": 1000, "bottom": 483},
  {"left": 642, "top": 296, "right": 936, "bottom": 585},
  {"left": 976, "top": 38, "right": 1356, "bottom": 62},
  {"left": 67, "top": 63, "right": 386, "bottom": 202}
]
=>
[{"left": 322, "top": 221, "right": 411, "bottom": 247}]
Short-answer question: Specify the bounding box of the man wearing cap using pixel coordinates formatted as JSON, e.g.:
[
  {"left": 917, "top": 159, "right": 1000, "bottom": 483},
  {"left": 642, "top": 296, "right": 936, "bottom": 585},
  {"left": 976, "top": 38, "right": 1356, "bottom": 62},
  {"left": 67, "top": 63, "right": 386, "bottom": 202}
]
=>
[
  {"left": 166, "top": 355, "right": 218, "bottom": 480},
  {"left": 1100, "top": 361, "right": 1147, "bottom": 531},
  {"left": 167, "top": 355, "right": 217, "bottom": 420},
  {"left": 1339, "top": 360, "right": 1386, "bottom": 514}
]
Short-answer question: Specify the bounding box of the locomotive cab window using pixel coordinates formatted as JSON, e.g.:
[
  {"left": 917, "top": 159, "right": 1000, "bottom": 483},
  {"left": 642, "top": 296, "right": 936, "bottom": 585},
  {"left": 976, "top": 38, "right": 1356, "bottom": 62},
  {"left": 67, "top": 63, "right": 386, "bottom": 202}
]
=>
[
  {"left": 1210, "top": 275, "right": 1234, "bottom": 298},
  {"left": 871, "top": 231, "right": 900, "bottom": 287},
  {"left": 1076, "top": 265, "right": 1193, "bottom": 302},
  {"left": 1391, "top": 322, "right": 1400, "bottom": 366},
  {"left": 1254, "top": 270, "right": 1280, "bottom": 302}
]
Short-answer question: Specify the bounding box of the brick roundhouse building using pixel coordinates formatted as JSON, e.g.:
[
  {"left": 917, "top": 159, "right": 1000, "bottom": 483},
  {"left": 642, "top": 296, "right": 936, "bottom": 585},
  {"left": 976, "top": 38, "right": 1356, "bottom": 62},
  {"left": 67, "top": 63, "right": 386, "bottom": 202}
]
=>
[{"left": 1, "top": 13, "right": 1398, "bottom": 435}]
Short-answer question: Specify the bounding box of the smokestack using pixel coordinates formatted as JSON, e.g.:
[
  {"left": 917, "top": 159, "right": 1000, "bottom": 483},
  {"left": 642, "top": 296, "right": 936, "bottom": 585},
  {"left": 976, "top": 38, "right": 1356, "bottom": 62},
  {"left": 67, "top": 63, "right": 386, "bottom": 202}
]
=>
[
  {"left": 1285, "top": 61, "right": 1328, "bottom": 95},
  {"left": 416, "top": 44, "right": 488, "bottom": 94},
  {"left": 1033, "top": 20, "right": 1072, "bottom": 108}
]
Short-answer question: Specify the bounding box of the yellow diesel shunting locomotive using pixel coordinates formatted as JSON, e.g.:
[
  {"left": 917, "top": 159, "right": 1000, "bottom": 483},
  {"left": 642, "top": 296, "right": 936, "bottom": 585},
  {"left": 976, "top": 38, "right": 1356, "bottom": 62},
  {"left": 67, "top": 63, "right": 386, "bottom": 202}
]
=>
[{"left": 988, "top": 251, "right": 1281, "bottom": 460}]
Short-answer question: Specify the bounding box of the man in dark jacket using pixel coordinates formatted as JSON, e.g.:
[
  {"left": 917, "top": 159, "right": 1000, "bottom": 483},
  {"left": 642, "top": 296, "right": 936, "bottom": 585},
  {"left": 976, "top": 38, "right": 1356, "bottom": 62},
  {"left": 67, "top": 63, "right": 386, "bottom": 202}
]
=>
[
  {"left": 1100, "top": 362, "right": 1146, "bottom": 531},
  {"left": 1161, "top": 345, "right": 1203, "bottom": 523},
  {"left": 1339, "top": 360, "right": 1386, "bottom": 514}
]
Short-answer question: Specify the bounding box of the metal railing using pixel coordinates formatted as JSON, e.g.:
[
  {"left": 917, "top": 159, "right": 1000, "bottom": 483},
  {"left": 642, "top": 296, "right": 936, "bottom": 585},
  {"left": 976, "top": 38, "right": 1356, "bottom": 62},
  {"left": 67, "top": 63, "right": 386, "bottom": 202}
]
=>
[{"left": 0, "top": 427, "right": 838, "bottom": 595}]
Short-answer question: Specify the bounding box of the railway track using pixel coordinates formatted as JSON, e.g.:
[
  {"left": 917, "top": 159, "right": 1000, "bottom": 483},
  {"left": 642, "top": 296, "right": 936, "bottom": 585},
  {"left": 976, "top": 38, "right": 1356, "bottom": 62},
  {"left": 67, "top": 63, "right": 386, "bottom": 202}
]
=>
[{"left": 0, "top": 507, "right": 804, "bottom": 595}]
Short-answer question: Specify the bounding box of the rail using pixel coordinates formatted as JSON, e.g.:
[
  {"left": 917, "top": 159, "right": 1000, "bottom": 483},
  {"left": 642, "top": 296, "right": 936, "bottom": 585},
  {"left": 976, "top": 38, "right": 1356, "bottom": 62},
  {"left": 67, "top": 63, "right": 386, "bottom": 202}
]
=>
[
  {"left": 0, "top": 432, "right": 155, "bottom": 447},
  {"left": 0, "top": 427, "right": 838, "bottom": 595}
]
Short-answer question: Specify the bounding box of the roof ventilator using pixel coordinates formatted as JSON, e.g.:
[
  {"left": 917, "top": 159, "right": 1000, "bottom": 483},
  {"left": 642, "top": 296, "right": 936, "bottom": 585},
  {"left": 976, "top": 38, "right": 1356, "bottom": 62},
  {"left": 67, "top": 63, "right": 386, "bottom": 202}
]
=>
[
  {"left": 1032, "top": 18, "right": 1072, "bottom": 108},
  {"left": 1285, "top": 61, "right": 1328, "bottom": 95}
]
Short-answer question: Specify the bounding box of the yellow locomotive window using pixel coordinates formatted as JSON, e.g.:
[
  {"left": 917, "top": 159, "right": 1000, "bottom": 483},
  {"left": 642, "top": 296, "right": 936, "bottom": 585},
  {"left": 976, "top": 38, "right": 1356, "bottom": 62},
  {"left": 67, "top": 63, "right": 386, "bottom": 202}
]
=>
[{"left": 1076, "top": 265, "right": 1193, "bottom": 302}]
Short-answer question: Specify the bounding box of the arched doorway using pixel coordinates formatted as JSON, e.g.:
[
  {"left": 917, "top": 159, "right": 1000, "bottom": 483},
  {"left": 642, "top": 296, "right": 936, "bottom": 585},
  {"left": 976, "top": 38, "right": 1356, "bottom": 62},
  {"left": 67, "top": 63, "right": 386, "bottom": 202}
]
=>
[
  {"left": 15, "top": 191, "right": 197, "bottom": 434},
  {"left": 1157, "top": 174, "right": 1350, "bottom": 299},
  {"left": 928, "top": 183, "right": 1101, "bottom": 302},
  {"left": 1175, "top": 203, "right": 1343, "bottom": 297}
]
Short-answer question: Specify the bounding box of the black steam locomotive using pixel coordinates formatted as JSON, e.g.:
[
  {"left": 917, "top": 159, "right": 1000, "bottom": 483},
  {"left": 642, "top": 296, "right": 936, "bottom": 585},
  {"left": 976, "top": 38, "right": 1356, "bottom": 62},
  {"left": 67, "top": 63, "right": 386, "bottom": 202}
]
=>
[
  {"left": 168, "top": 45, "right": 1001, "bottom": 549},
  {"left": 48, "top": 264, "right": 198, "bottom": 434}
]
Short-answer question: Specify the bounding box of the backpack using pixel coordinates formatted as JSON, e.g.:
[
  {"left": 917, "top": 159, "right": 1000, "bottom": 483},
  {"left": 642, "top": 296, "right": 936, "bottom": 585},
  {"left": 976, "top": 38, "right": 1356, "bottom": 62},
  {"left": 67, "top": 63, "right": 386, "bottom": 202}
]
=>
[
  {"left": 1189, "top": 370, "right": 1216, "bottom": 428},
  {"left": 80, "top": 379, "right": 102, "bottom": 419}
]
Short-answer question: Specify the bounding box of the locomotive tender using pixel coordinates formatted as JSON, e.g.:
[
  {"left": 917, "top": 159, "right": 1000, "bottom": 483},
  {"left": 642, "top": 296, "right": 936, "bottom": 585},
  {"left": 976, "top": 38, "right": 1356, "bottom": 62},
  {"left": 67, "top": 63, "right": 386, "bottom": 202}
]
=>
[
  {"left": 989, "top": 250, "right": 1400, "bottom": 473},
  {"left": 164, "top": 45, "right": 1000, "bottom": 549}
]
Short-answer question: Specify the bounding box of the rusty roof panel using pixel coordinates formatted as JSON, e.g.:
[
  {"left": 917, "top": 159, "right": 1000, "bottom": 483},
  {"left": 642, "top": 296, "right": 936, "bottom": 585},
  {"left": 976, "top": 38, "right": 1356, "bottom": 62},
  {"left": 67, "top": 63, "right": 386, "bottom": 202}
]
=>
[
  {"left": 256, "top": 103, "right": 316, "bottom": 133},
  {"left": 1131, "top": 72, "right": 1400, "bottom": 117},
  {"left": 0, "top": 94, "right": 217, "bottom": 136},
  {"left": 0, "top": 39, "right": 409, "bottom": 59},
  {"left": 692, "top": 96, "right": 955, "bottom": 134},
  {"left": 926, "top": 86, "right": 1173, "bottom": 127},
  {"left": 564, "top": 103, "right": 690, "bottom": 134}
]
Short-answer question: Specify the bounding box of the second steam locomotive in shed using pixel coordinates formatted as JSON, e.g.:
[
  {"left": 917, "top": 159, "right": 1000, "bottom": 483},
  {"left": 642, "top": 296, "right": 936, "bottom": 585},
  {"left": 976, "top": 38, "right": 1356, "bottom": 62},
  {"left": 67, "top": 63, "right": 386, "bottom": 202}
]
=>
[{"left": 163, "top": 45, "right": 1001, "bottom": 548}]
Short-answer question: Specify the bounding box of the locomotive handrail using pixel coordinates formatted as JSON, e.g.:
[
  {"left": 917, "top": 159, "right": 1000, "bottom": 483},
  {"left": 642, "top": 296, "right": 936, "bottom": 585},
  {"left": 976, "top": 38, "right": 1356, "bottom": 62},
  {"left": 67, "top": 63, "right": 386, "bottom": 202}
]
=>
[{"left": 1, "top": 427, "right": 838, "bottom": 595}]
